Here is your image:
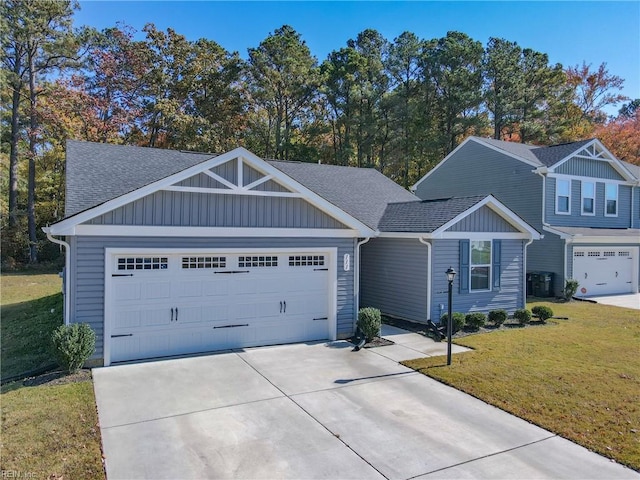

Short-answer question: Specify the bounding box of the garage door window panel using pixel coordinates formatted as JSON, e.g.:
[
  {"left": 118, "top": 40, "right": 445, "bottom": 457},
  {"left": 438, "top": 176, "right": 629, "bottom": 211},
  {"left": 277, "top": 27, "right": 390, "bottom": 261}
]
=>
[
  {"left": 238, "top": 256, "right": 278, "bottom": 268},
  {"left": 117, "top": 257, "right": 168, "bottom": 270}
]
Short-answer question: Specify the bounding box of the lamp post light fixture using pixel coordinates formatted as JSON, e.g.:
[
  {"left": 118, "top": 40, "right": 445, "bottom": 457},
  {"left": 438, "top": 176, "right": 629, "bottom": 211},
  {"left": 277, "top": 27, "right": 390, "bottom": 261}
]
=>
[{"left": 445, "top": 266, "right": 456, "bottom": 366}]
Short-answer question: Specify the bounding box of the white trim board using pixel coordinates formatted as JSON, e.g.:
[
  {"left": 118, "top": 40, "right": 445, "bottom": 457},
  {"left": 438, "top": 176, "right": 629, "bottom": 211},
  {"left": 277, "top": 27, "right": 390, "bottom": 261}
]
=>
[{"left": 68, "top": 225, "right": 360, "bottom": 238}]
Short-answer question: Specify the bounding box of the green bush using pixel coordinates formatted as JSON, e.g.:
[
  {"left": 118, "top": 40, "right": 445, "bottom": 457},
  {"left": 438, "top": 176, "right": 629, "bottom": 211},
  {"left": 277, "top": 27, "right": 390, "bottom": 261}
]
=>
[
  {"left": 514, "top": 308, "right": 532, "bottom": 325},
  {"left": 440, "top": 312, "right": 465, "bottom": 333},
  {"left": 488, "top": 309, "right": 508, "bottom": 327},
  {"left": 532, "top": 305, "right": 554, "bottom": 323},
  {"left": 564, "top": 279, "right": 579, "bottom": 300},
  {"left": 465, "top": 312, "right": 487, "bottom": 330},
  {"left": 51, "top": 323, "right": 96, "bottom": 373},
  {"left": 357, "top": 307, "right": 381, "bottom": 341}
]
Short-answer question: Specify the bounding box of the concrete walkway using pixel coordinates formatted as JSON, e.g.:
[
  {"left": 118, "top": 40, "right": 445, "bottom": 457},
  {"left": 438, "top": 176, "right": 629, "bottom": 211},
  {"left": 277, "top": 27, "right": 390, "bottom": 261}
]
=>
[
  {"left": 93, "top": 329, "right": 639, "bottom": 480},
  {"left": 586, "top": 293, "right": 640, "bottom": 310}
]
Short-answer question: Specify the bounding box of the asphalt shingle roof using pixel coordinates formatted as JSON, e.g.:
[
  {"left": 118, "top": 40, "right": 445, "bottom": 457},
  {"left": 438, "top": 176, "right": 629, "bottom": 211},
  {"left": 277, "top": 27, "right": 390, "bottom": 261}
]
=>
[
  {"left": 530, "top": 139, "right": 594, "bottom": 167},
  {"left": 65, "top": 140, "right": 215, "bottom": 216},
  {"left": 472, "top": 137, "right": 597, "bottom": 168},
  {"left": 378, "top": 196, "right": 487, "bottom": 232},
  {"left": 267, "top": 160, "right": 418, "bottom": 230},
  {"left": 63, "top": 141, "right": 418, "bottom": 229}
]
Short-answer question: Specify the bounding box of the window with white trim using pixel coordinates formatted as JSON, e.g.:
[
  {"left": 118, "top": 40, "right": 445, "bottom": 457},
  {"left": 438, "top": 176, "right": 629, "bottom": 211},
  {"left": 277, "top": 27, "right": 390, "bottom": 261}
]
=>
[
  {"left": 470, "top": 241, "right": 491, "bottom": 291},
  {"left": 605, "top": 183, "right": 618, "bottom": 216},
  {"left": 581, "top": 181, "right": 595, "bottom": 215},
  {"left": 556, "top": 179, "right": 570, "bottom": 214}
]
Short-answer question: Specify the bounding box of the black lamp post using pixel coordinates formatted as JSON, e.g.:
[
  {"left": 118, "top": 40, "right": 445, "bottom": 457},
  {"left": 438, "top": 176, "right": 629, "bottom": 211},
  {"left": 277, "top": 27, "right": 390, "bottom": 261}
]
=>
[{"left": 446, "top": 266, "right": 456, "bottom": 366}]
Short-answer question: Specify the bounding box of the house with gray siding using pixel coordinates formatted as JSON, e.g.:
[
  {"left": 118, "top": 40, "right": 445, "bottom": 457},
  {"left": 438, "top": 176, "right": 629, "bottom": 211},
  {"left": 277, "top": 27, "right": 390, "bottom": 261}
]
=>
[
  {"left": 45, "top": 140, "right": 539, "bottom": 366},
  {"left": 413, "top": 137, "right": 640, "bottom": 298}
]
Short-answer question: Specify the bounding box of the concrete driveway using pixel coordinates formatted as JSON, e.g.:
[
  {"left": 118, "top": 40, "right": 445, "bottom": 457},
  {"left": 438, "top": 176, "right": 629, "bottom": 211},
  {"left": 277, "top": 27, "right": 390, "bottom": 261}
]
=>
[
  {"left": 93, "top": 331, "right": 638, "bottom": 480},
  {"left": 587, "top": 293, "right": 640, "bottom": 310}
]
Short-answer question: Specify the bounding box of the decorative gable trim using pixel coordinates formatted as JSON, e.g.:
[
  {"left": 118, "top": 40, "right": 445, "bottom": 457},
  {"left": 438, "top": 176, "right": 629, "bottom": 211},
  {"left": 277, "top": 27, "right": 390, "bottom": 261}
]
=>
[
  {"left": 548, "top": 139, "right": 637, "bottom": 182},
  {"left": 47, "top": 147, "right": 375, "bottom": 236}
]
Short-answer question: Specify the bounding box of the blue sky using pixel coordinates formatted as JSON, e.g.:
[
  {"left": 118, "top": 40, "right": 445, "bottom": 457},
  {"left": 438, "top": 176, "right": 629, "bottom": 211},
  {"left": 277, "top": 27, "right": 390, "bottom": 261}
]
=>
[{"left": 76, "top": 1, "right": 639, "bottom": 114}]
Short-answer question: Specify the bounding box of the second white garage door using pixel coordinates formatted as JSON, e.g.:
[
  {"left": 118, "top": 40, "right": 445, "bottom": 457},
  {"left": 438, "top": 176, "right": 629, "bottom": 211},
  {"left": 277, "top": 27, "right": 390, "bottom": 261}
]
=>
[
  {"left": 573, "top": 247, "right": 638, "bottom": 296},
  {"left": 105, "top": 249, "right": 335, "bottom": 364}
]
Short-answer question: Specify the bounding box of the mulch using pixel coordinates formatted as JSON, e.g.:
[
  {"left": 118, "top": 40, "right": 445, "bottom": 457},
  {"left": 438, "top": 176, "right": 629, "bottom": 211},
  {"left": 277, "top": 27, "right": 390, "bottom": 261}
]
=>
[{"left": 20, "top": 369, "right": 92, "bottom": 387}]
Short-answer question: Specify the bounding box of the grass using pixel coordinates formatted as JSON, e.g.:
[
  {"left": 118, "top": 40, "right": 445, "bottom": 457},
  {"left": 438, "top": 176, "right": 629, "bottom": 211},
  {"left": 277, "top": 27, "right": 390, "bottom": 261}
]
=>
[
  {"left": 1, "top": 272, "right": 63, "bottom": 379},
  {"left": 403, "top": 300, "right": 640, "bottom": 471},
  {"left": 1, "top": 272, "right": 105, "bottom": 479},
  {"left": 1, "top": 379, "right": 105, "bottom": 478}
]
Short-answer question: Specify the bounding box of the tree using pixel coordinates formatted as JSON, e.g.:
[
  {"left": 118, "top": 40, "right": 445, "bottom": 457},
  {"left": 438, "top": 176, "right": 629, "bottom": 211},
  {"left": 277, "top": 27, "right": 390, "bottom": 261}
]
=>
[
  {"left": 483, "top": 38, "right": 522, "bottom": 140},
  {"left": 595, "top": 106, "right": 640, "bottom": 165},
  {"left": 385, "top": 32, "right": 423, "bottom": 186},
  {"left": 566, "top": 62, "right": 628, "bottom": 124},
  {"left": 247, "top": 25, "right": 319, "bottom": 160},
  {"left": 1, "top": 0, "right": 81, "bottom": 262},
  {"left": 427, "top": 31, "right": 484, "bottom": 155}
]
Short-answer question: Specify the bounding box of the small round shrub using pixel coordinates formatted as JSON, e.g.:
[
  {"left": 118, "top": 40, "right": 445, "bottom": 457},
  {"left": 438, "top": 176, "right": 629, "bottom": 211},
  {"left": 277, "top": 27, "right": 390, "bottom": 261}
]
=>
[
  {"left": 465, "top": 312, "right": 486, "bottom": 330},
  {"left": 357, "top": 307, "right": 381, "bottom": 341},
  {"left": 532, "top": 305, "right": 554, "bottom": 323},
  {"left": 51, "top": 323, "right": 96, "bottom": 373},
  {"left": 563, "top": 279, "right": 579, "bottom": 301},
  {"left": 488, "top": 309, "right": 508, "bottom": 327},
  {"left": 440, "top": 312, "right": 466, "bottom": 333},
  {"left": 513, "top": 308, "right": 532, "bottom": 325}
]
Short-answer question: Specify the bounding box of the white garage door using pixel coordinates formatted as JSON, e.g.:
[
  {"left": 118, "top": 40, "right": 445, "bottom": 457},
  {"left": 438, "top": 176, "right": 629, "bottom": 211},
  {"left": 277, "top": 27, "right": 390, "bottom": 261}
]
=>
[
  {"left": 106, "top": 250, "right": 333, "bottom": 363},
  {"left": 573, "top": 247, "right": 637, "bottom": 296}
]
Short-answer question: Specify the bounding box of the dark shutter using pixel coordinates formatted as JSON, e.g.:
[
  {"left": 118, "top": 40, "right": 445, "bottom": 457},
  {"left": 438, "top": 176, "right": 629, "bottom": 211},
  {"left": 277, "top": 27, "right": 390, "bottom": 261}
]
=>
[
  {"left": 459, "top": 240, "right": 470, "bottom": 294},
  {"left": 492, "top": 240, "right": 502, "bottom": 289}
]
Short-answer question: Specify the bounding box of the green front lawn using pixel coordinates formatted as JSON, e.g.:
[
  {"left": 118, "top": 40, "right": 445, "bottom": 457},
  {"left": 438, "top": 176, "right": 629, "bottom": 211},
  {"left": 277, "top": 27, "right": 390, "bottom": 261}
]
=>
[
  {"left": 1, "top": 272, "right": 105, "bottom": 479},
  {"left": 1, "top": 273, "right": 64, "bottom": 379},
  {"left": 404, "top": 300, "right": 640, "bottom": 471}
]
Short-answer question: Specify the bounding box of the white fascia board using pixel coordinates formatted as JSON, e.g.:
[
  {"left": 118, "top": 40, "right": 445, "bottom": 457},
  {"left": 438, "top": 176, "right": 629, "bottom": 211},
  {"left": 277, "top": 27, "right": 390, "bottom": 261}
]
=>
[
  {"left": 437, "top": 232, "right": 533, "bottom": 240},
  {"left": 433, "top": 195, "right": 541, "bottom": 239},
  {"left": 377, "top": 231, "right": 433, "bottom": 239},
  {"left": 549, "top": 139, "right": 636, "bottom": 182},
  {"left": 569, "top": 236, "right": 640, "bottom": 245},
  {"left": 547, "top": 172, "right": 634, "bottom": 186},
  {"left": 72, "top": 225, "right": 361, "bottom": 238},
  {"left": 49, "top": 146, "right": 374, "bottom": 237}
]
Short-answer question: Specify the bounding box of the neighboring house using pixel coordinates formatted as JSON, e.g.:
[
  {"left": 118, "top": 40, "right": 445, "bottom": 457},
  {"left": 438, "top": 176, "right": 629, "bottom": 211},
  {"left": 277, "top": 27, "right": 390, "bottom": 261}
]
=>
[
  {"left": 44, "top": 140, "right": 539, "bottom": 366},
  {"left": 412, "top": 136, "right": 640, "bottom": 298}
]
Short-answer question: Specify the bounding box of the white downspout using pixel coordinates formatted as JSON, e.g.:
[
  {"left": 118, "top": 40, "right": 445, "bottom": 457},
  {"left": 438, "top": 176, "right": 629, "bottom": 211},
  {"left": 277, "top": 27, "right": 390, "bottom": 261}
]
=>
[
  {"left": 418, "top": 238, "right": 432, "bottom": 321},
  {"left": 354, "top": 237, "right": 371, "bottom": 316},
  {"left": 44, "top": 228, "right": 71, "bottom": 326},
  {"left": 523, "top": 238, "right": 534, "bottom": 307}
]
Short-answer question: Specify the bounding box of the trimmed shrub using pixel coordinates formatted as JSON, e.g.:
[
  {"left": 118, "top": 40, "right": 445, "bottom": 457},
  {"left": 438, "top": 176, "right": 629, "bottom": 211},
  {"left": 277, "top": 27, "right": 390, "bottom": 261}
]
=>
[
  {"left": 51, "top": 323, "right": 96, "bottom": 373},
  {"left": 532, "top": 305, "right": 554, "bottom": 323},
  {"left": 465, "top": 312, "right": 487, "bottom": 330},
  {"left": 357, "top": 307, "right": 381, "bottom": 341},
  {"left": 488, "top": 309, "right": 508, "bottom": 327},
  {"left": 440, "top": 312, "right": 466, "bottom": 333},
  {"left": 513, "top": 308, "right": 532, "bottom": 325},
  {"left": 564, "top": 279, "right": 579, "bottom": 300}
]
